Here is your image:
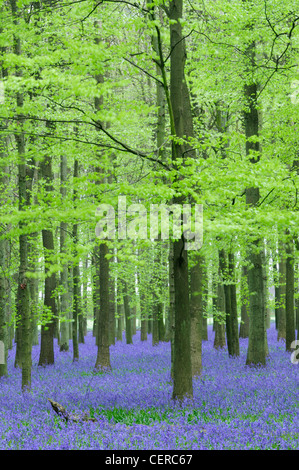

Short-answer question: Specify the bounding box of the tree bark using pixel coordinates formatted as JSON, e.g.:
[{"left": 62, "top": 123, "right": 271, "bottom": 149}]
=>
[
  {"left": 277, "top": 253, "right": 286, "bottom": 341},
  {"left": 213, "top": 277, "right": 226, "bottom": 350},
  {"left": 10, "top": 0, "right": 32, "bottom": 387},
  {"left": 243, "top": 51, "right": 266, "bottom": 365},
  {"left": 201, "top": 265, "right": 208, "bottom": 341},
  {"left": 190, "top": 255, "right": 203, "bottom": 376},
  {"left": 239, "top": 266, "right": 249, "bottom": 338},
  {"left": 59, "top": 155, "right": 70, "bottom": 351},
  {"left": 219, "top": 250, "right": 239, "bottom": 357},
  {"left": 285, "top": 236, "right": 295, "bottom": 352},
  {"left": 123, "top": 281, "right": 133, "bottom": 345},
  {"left": 38, "top": 147, "right": 57, "bottom": 367},
  {"left": 109, "top": 266, "right": 116, "bottom": 346},
  {"left": 95, "top": 242, "right": 111, "bottom": 370},
  {"left": 72, "top": 217, "right": 80, "bottom": 361},
  {"left": 0, "top": 134, "right": 8, "bottom": 377},
  {"left": 169, "top": 0, "right": 193, "bottom": 400},
  {"left": 228, "top": 253, "right": 240, "bottom": 356}
]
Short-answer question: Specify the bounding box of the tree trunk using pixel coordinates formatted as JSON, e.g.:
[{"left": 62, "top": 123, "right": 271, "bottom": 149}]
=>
[
  {"left": 277, "top": 254, "right": 286, "bottom": 341},
  {"left": 0, "top": 133, "right": 9, "bottom": 377},
  {"left": 239, "top": 266, "right": 249, "bottom": 338},
  {"left": 92, "top": 252, "right": 99, "bottom": 341},
  {"left": 168, "top": 242, "right": 175, "bottom": 377},
  {"left": 245, "top": 235, "right": 266, "bottom": 365},
  {"left": 190, "top": 255, "right": 203, "bottom": 376},
  {"left": 138, "top": 263, "right": 148, "bottom": 342},
  {"left": 123, "top": 281, "right": 133, "bottom": 345},
  {"left": 109, "top": 268, "right": 116, "bottom": 346},
  {"left": 152, "top": 301, "right": 160, "bottom": 346},
  {"left": 72, "top": 224, "right": 80, "bottom": 362},
  {"left": 214, "top": 279, "right": 226, "bottom": 350},
  {"left": 38, "top": 149, "right": 57, "bottom": 367},
  {"left": 219, "top": 250, "right": 239, "bottom": 357},
  {"left": 28, "top": 232, "right": 39, "bottom": 347},
  {"left": 273, "top": 262, "right": 279, "bottom": 330},
  {"left": 214, "top": 266, "right": 226, "bottom": 349},
  {"left": 9, "top": 0, "right": 32, "bottom": 389},
  {"left": 285, "top": 236, "right": 295, "bottom": 352},
  {"left": 59, "top": 155, "right": 70, "bottom": 351},
  {"left": 95, "top": 242, "right": 111, "bottom": 370},
  {"left": 243, "top": 56, "right": 266, "bottom": 365},
  {"left": 201, "top": 265, "right": 208, "bottom": 341},
  {"left": 228, "top": 253, "right": 240, "bottom": 356},
  {"left": 158, "top": 306, "right": 165, "bottom": 341},
  {"left": 116, "top": 303, "right": 123, "bottom": 342},
  {"left": 78, "top": 255, "right": 85, "bottom": 344},
  {"left": 169, "top": 0, "right": 193, "bottom": 401},
  {"left": 139, "top": 286, "right": 147, "bottom": 341}
]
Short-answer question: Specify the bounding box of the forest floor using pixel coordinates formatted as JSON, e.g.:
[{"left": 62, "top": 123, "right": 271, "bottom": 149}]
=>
[{"left": 0, "top": 323, "right": 298, "bottom": 450}]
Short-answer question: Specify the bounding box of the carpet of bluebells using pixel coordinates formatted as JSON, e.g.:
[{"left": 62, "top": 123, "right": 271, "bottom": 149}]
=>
[{"left": 0, "top": 323, "right": 298, "bottom": 450}]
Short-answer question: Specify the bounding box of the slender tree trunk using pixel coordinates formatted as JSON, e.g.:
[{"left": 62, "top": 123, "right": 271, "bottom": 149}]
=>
[
  {"left": 0, "top": 240, "right": 8, "bottom": 378},
  {"left": 158, "top": 305, "right": 165, "bottom": 341},
  {"left": 152, "top": 301, "right": 159, "bottom": 346},
  {"left": 95, "top": 242, "right": 111, "bottom": 370},
  {"left": 59, "top": 155, "right": 70, "bottom": 352},
  {"left": 92, "top": 252, "right": 99, "bottom": 341},
  {"left": 201, "top": 265, "right": 208, "bottom": 341},
  {"left": 285, "top": 236, "right": 295, "bottom": 352},
  {"left": 0, "top": 234, "right": 8, "bottom": 377},
  {"left": 116, "top": 304, "right": 123, "bottom": 342},
  {"left": 152, "top": 248, "right": 160, "bottom": 346},
  {"left": 116, "top": 276, "right": 123, "bottom": 342},
  {"left": 214, "top": 276, "right": 226, "bottom": 350},
  {"left": 92, "top": 25, "right": 111, "bottom": 364},
  {"left": 140, "top": 296, "right": 148, "bottom": 341},
  {"left": 296, "top": 270, "right": 299, "bottom": 340},
  {"left": 219, "top": 250, "right": 239, "bottom": 357},
  {"left": 273, "top": 262, "right": 279, "bottom": 331},
  {"left": 28, "top": 231, "right": 39, "bottom": 347},
  {"left": 243, "top": 44, "right": 266, "bottom": 365},
  {"left": 277, "top": 254, "right": 286, "bottom": 341},
  {"left": 131, "top": 305, "right": 137, "bottom": 336},
  {"left": 168, "top": 242, "right": 175, "bottom": 377},
  {"left": 239, "top": 266, "right": 249, "bottom": 338},
  {"left": 123, "top": 281, "right": 133, "bottom": 345},
  {"left": 0, "top": 133, "right": 9, "bottom": 377},
  {"left": 190, "top": 255, "right": 203, "bottom": 376},
  {"left": 9, "top": 0, "right": 32, "bottom": 389},
  {"left": 72, "top": 224, "right": 80, "bottom": 361},
  {"left": 78, "top": 257, "right": 85, "bottom": 345},
  {"left": 82, "top": 257, "right": 89, "bottom": 337},
  {"left": 139, "top": 284, "right": 148, "bottom": 341},
  {"left": 109, "top": 268, "right": 116, "bottom": 346},
  {"left": 169, "top": 0, "right": 193, "bottom": 400},
  {"left": 228, "top": 253, "right": 240, "bottom": 356},
  {"left": 137, "top": 262, "right": 148, "bottom": 342},
  {"left": 38, "top": 149, "right": 57, "bottom": 367}
]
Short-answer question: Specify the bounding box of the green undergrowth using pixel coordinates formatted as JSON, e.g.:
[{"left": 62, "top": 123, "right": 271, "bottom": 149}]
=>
[
  {"left": 88, "top": 404, "right": 297, "bottom": 428},
  {"left": 90, "top": 406, "right": 172, "bottom": 425}
]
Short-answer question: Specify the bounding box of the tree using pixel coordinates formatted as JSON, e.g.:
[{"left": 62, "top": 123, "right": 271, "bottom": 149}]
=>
[
  {"left": 38, "top": 141, "right": 57, "bottom": 367},
  {"left": 9, "top": 0, "right": 32, "bottom": 389},
  {"left": 59, "top": 154, "right": 70, "bottom": 352}
]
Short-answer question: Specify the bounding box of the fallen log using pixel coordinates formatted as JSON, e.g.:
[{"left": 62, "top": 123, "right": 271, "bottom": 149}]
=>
[{"left": 48, "top": 398, "right": 97, "bottom": 423}]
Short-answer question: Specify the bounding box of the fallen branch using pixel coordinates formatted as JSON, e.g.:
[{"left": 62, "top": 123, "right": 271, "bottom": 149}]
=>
[{"left": 48, "top": 398, "right": 97, "bottom": 423}]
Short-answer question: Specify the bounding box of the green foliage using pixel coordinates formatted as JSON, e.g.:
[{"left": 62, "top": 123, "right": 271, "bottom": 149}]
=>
[{"left": 0, "top": 0, "right": 299, "bottom": 335}]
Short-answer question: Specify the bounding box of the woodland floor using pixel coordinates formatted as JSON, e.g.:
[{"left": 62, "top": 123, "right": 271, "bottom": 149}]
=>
[{"left": 0, "top": 323, "right": 298, "bottom": 450}]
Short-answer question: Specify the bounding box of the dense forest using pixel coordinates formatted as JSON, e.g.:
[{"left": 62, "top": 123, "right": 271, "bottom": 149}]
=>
[{"left": 0, "top": 0, "right": 298, "bottom": 451}]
